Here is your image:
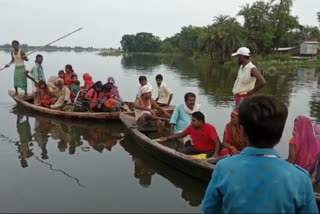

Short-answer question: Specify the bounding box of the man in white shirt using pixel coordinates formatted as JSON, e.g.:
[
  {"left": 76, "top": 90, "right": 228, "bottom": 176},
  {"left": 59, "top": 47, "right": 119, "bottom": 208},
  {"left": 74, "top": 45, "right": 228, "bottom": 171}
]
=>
[
  {"left": 232, "top": 47, "right": 266, "bottom": 107},
  {"left": 155, "top": 74, "right": 173, "bottom": 107}
]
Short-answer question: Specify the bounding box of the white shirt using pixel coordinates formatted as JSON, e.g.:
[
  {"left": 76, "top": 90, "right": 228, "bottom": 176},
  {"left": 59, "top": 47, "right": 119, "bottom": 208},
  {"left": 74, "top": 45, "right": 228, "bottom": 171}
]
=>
[
  {"left": 156, "top": 81, "right": 173, "bottom": 104},
  {"left": 232, "top": 61, "right": 257, "bottom": 95}
]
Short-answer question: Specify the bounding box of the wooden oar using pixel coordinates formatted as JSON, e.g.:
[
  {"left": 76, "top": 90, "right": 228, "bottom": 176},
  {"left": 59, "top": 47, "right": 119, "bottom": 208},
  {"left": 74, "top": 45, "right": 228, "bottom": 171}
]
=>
[{"left": 0, "top": 27, "right": 83, "bottom": 71}]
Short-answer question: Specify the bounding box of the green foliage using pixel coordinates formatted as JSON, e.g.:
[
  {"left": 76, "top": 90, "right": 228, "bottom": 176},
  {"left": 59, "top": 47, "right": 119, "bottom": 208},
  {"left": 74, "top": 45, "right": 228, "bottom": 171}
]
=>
[
  {"left": 318, "top": 12, "right": 320, "bottom": 25},
  {"left": 120, "top": 33, "right": 161, "bottom": 52},
  {"left": 119, "top": 0, "right": 319, "bottom": 63}
]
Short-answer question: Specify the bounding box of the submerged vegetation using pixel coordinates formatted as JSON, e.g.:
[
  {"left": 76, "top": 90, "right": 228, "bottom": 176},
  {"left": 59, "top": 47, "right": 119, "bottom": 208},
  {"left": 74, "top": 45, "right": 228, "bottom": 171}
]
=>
[{"left": 120, "top": 1, "right": 320, "bottom": 64}]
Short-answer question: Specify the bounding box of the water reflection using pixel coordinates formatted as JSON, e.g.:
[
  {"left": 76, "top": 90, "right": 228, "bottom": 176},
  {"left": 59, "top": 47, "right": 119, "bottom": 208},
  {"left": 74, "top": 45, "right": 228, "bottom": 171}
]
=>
[
  {"left": 16, "top": 115, "right": 33, "bottom": 168},
  {"left": 120, "top": 137, "right": 207, "bottom": 207},
  {"left": 10, "top": 106, "right": 207, "bottom": 208}
]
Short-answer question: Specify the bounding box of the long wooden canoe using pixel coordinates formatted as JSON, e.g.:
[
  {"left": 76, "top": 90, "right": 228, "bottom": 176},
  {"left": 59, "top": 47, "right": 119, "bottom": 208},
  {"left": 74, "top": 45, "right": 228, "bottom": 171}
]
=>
[
  {"left": 9, "top": 90, "right": 174, "bottom": 120},
  {"left": 120, "top": 114, "right": 320, "bottom": 202},
  {"left": 120, "top": 113, "right": 214, "bottom": 182}
]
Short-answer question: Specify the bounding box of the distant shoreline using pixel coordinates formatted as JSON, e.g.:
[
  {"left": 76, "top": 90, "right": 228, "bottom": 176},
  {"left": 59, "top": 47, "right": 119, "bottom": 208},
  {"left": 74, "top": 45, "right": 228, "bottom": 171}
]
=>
[{"left": 0, "top": 44, "right": 120, "bottom": 53}]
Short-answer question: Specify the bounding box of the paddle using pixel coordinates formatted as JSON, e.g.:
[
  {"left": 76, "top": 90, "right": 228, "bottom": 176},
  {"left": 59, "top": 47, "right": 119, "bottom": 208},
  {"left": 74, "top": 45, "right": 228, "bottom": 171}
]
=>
[{"left": 0, "top": 27, "right": 83, "bottom": 71}]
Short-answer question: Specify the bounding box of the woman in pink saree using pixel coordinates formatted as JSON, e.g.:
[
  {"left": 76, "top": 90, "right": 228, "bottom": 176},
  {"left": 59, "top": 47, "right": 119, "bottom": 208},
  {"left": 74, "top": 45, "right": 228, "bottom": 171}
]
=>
[{"left": 288, "top": 116, "right": 320, "bottom": 183}]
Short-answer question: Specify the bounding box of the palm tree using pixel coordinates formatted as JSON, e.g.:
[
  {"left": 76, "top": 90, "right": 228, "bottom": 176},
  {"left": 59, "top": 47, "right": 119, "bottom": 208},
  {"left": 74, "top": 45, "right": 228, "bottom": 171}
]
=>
[{"left": 317, "top": 12, "right": 320, "bottom": 26}]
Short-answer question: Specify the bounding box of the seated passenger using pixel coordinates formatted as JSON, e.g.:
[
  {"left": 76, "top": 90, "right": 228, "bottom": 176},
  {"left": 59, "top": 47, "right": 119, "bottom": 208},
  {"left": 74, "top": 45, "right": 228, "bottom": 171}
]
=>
[
  {"left": 84, "top": 81, "right": 103, "bottom": 112},
  {"left": 155, "top": 74, "right": 173, "bottom": 107},
  {"left": 83, "top": 73, "right": 94, "bottom": 90},
  {"left": 221, "top": 109, "right": 247, "bottom": 155},
  {"left": 64, "top": 64, "right": 76, "bottom": 87},
  {"left": 107, "top": 76, "right": 122, "bottom": 101},
  {"left": 58, "top": 70, "right": 65, "bottom": 80},
  {"left": 70, "top": 80, "right": 81, "bottom": 103},
  {"left": 50, "top": 78, "right": 71, "bottom": 109},
  {"left": 287, "top": 116, "right": 320, "bottom": 183},
  {"left": 159, "top": 111, "right": 221, "bottom": 158},
  {"left": 134, "top": 85, "right": 171, "bottom": 137},
  {"left": 170, "top": 92, "right": 200, "bottom": 144},
  {"left": 34, "top": 80, "right": 53, "bottom": 107},
  {"left": 101, "top": 83, "right": 119, "bottom": 112},
  {"left": 47, "top": 76, "right": 58, "bottom": 98},
  {"left": 137, "top": 76, "right": 153, "bottom": 98}
]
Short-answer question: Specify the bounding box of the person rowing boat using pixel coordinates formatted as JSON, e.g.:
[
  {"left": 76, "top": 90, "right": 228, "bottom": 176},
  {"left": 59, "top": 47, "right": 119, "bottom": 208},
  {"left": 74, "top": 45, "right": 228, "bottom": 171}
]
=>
[{"left": 4, "top": 40, "right": 29, "bottom": 97}]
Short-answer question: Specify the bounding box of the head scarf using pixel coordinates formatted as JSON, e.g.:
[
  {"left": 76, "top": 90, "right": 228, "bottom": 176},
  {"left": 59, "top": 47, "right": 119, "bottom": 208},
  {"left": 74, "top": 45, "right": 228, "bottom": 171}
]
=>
[
  {"left": 139, "top": 85, "right": 152, "bottom": 96},
  {"left": 293, "top": 116, "right": 320, "bottom": 173},
  {"left": 83, "top": 73, "right": 94, "bottom": 89},
  {"left": 54, "top": 78, "right": 64, "bottom": 87},
  {"left": 107, "top": 77, "right": 116, "bottom": 87},
  {"left": 224, "top": 109, "right": 247, "bottom": 152}
]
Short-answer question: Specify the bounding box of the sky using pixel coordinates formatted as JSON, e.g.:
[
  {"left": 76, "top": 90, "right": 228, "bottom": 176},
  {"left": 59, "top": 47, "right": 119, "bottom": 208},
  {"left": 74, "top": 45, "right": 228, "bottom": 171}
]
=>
[{"left": 0, "top": 0, "right": 319, "bottom": 48}]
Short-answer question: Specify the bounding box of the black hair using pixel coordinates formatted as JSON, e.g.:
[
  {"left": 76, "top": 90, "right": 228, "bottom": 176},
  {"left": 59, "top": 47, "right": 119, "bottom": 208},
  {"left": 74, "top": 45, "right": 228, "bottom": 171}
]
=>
[
  {"left": 184, "top": 92, "right": 196, "bottom": 101},
  {"left": 58, "top": 70, "right": 65, "bottom": 75},
  {"left": 103, "top": 83, "right": 112, "bottom": 92},
  {"left": 38, "top": 80, "right": 47, "bottom": 88},
  {"left": 12, "top": 40, "right": 19, "bottom": 45},
  {"left": 238, "top": 95, "right": 288, "bottom": 148},
  {"left": 65, "top": 64, "right": 74, "bottom": 72},
  {"left": 191, "top": 111, "right": 205, "bottom": 123},
  {"left": 139, "top": 76, "right": 147, "bottom": 82},
  {"left": 36, "top": 54, "right": 43, "bottom": 59},
  {"left": 155, "top": 74, "right": 163, "bottom": 80},
  {"left": 94, "top": 81, "right": 103, "bottom": 89}
]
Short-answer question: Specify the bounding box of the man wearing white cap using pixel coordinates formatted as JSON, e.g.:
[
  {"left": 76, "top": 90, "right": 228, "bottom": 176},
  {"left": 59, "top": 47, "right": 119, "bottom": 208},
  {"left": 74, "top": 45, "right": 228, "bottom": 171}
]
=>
[
  {"left": 134, "top": 85, "right": 171, "bottom": 137},
  {"left": 232, "top": 47, "right": 266, "bottom": 106}
]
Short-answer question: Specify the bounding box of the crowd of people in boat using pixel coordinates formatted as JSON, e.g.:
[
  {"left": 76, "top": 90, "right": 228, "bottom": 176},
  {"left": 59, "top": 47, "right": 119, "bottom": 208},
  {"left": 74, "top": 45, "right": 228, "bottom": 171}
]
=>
[{"left": 5, "top": 41, "right": 320, "bottom": 212}]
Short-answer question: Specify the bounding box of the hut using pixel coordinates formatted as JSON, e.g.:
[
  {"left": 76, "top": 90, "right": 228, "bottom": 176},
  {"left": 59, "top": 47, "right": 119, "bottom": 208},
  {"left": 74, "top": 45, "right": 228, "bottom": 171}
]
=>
[{"left": 300, "top": 41, "right": 320, "bottom": 56}]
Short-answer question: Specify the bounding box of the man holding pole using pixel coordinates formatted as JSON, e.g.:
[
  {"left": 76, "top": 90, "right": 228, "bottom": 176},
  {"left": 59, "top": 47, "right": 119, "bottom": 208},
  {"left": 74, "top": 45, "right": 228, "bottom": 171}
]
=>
[{"left": 5, "top": 40, "right": 28, "bottom": 96}]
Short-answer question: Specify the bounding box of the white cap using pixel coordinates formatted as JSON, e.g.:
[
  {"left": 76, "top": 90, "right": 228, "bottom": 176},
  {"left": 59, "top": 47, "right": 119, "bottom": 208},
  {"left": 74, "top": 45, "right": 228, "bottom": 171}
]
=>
[{"left": 231, "top": 47, "right": 250, "bottom": 57}]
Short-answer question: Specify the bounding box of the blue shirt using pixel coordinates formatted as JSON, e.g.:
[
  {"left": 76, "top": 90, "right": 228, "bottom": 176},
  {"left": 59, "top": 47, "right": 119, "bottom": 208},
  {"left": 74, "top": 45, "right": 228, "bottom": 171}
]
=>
[
  {"left": 202, "top": 147, "right": 318, "bottom": 214},
  {"left": 169, "top": 104, "right": 191, "bottom": 134}
]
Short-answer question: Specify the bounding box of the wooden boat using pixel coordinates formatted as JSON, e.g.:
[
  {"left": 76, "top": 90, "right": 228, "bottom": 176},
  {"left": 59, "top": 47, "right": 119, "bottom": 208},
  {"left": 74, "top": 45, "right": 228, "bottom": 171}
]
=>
[
  {"left": 120, "top": 113, "right": 214, "bottom": 182},
  {"left": 120, "top": 114, "right": 320, "bottom": 202},
  {"left": 9, "top": 90, "right": 174, "bottom": 121}
]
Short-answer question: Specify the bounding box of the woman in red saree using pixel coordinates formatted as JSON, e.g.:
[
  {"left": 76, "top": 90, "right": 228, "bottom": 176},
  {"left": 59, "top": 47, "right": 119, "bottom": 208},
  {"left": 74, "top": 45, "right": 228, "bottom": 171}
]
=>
[
  {"left": 83, "top": 73, "right": 94, "bottom": 90},
  {"left": 221, "top": 109, "right": 247, "bottom": 155}
]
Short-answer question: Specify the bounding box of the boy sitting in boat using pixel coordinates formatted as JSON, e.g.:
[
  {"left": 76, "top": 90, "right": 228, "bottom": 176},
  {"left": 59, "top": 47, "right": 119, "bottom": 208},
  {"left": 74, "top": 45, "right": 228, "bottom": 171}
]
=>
[
  {"left": 159, "top": 111, "right": 221, "bottom": 159},
  {"left": 134, "top": 85, "right": 171, "bottom": 137}
]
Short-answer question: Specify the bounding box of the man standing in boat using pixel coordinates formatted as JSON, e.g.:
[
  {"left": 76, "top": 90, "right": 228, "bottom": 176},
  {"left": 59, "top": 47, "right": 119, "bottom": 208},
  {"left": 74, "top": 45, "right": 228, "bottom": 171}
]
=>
[
  {"left": 5, "top": 40, "right": 29, "bottom": 96},
  {"left": 25, "top": 54, "right": 45, "bottom": 94},
  {"left": 232, "top": 47, "right": 266, "bottom": 107}
]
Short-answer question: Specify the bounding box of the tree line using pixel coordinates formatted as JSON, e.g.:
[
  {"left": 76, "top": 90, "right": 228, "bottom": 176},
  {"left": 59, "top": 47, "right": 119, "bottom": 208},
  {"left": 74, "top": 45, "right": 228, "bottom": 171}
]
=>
[{"left": 120, "top": 0, "right": 320, "bottom": 63}]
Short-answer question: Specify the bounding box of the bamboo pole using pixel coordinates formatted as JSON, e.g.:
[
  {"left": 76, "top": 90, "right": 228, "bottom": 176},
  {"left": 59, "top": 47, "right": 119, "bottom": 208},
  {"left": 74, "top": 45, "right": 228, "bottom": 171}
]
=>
[{"left": 0, "top": 27, "right": 83, "bottom": 71}]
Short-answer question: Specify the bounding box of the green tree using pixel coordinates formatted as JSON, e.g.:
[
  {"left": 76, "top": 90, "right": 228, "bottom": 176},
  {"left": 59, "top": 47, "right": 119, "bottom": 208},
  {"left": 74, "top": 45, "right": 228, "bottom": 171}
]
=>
[
  {"left": 317, "top": 12, "right": 320, "bottom": 25},
  {"left": 120, "top": 33, "right": 161, "bottom": 52},
  {"left": 199, "top": 16, "right": 245, "bottom": 63}
]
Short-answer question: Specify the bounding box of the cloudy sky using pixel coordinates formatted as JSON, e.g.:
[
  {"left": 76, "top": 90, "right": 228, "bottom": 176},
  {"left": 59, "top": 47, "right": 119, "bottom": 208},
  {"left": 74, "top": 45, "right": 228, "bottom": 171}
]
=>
[{"left": 0, "top": 0, "right": 319, "bottom": 48}]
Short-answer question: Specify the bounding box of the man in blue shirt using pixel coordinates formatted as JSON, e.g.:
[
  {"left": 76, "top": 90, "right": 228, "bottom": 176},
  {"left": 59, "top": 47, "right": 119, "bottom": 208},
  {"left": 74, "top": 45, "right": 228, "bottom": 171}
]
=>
[
  {"left": 202, "top": 95, "right": 318, "bottom": 213},
  {"left": 169, "top": 93, "right": 200, "bottom": 141}
]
